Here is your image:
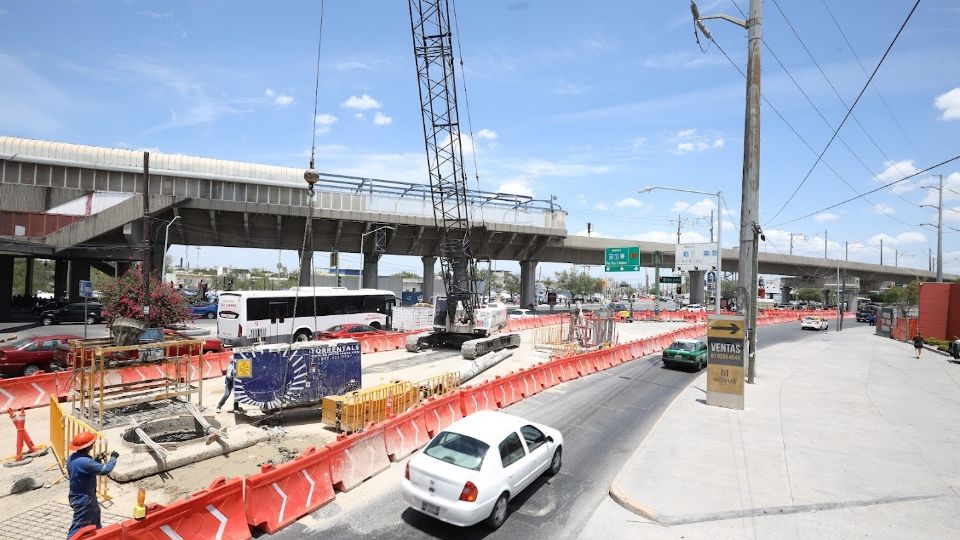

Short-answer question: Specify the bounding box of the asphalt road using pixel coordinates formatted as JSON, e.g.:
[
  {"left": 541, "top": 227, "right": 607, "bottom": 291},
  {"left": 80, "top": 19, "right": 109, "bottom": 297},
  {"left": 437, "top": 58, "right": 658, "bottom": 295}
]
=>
[{"left": 269, "top": 321, "right": 847, "bottom": 539}]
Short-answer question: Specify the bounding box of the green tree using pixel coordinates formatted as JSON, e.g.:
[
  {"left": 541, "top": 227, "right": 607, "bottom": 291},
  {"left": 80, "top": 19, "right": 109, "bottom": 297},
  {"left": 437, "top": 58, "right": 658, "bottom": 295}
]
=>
[
  {"left": 503, "top": 272, "right": 521, "bottom": 298},
  {"left": 555, "top": 270, "right": 604, "bottom": 297},
  {"left": 477, "top": 270, "right": 502, "bottom": 295},
  {"left": 540, "top": 277, "right": 556, "bottom": 292},
  {"left": 880, "top": 282, "right": 919, "bottom": 316},
  {"left": 720, "top": 279, "right": 738, "bottom": 301},
  {"left": 797, "top": 288, "right": 822, "bottom": 302},
  {"left": 392, "top": 271, "right": 421, "bottom": 279}
]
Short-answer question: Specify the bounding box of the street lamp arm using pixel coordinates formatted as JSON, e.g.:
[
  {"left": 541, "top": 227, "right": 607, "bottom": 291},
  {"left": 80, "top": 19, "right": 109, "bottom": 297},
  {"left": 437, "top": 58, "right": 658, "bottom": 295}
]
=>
[
  {"left": 700, "top": 12, "right": 748, "bottom": 28},
  {"left": 637, "top": 186, "right": 719, "bottom": 198}
]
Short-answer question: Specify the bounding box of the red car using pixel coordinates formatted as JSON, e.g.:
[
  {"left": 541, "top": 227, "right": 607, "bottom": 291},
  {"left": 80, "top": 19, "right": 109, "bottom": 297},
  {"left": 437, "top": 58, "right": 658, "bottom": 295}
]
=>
[
  {"left": 0, "top": 334, "right": 81, "bottom": 376},
  {"left": 316, "top": 323, "right": 386, "bottom": 340}
]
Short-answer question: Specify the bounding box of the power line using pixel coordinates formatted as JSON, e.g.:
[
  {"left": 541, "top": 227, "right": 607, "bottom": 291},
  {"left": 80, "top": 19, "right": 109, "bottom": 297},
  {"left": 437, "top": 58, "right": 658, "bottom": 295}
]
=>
[
  {"left": 768, "top": 0, "right": 924, "bottom": 214},
  {"left": 764, "top": 0, "right": 921, "bottom": 225},
  {"left": 772, "top": 153, "right": 960, "bottom": 228},
  {"left": 819, "top": 0, "right": 928, "bottom": 163},
  {"left": 707, "top": 38, "right": 917, "bottom": 228}
]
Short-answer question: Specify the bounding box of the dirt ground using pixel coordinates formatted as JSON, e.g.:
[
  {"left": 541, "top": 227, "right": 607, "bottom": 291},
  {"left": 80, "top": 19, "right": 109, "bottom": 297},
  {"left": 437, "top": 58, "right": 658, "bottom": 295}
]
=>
[{"left": 0, "top": 319, "right": 690, "bottom": 526}]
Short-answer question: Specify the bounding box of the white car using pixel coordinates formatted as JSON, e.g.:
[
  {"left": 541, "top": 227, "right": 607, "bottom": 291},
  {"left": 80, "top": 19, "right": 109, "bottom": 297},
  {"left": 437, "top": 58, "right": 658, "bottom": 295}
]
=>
[
  {"left": 507, "top": 308, "right": 536, "bottom": 319},
  {"left": 682, "top": 304, "right": 705, "bottom": 312},
  {"left": 401, "top": 411, "right": 563, "bottom": 529},
  {"left": 800, "top": 316, "right": 828, "bottom": 331}
]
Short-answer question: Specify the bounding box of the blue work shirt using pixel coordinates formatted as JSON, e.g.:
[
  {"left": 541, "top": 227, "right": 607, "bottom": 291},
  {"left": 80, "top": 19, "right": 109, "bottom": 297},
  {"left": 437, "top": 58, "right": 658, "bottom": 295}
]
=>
[{"left": 67, "top": 451, "right": 117, "bottom": 497}]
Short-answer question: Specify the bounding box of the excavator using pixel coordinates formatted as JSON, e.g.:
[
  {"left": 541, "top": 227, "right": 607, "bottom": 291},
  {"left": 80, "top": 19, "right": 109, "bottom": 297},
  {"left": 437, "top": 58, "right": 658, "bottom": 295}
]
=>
[{"left": 404, "top": 0, "right": 520, "bottom": 359}]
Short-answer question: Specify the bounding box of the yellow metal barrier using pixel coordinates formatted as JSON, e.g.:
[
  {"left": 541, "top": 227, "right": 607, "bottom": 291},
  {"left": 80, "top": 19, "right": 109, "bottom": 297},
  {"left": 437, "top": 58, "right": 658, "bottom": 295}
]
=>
[
  {"left": 322, "top": 372, "right": 461, "bottom": 433},
  {"left": 533, "top": 323, "right": 570, "bottom": 346},
  {"left": 50, "top": 397, "right": 111, "bottom": 502}
]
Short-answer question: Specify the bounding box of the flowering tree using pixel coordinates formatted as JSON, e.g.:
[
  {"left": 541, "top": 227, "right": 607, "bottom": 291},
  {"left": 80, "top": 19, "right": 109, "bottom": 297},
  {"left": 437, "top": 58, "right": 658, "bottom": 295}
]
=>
[{"left": 100, "top": 270, "right": 190, "bottom": 328}]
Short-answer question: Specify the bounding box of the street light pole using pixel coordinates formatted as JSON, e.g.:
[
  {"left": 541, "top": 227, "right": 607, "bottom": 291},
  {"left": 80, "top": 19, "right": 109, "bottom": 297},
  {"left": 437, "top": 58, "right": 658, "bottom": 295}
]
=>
[
  {"left": 637, "top": 186, "right": 722, "bottom": 315},
  {"left": 359, "top": 225, "right": 395, "bottom": 290},
  {"left": 936, "top": 174, "right": 944, "bottom": 282},
  {"left": 162, "top": 216, "right": 181, "bottom": 283}
]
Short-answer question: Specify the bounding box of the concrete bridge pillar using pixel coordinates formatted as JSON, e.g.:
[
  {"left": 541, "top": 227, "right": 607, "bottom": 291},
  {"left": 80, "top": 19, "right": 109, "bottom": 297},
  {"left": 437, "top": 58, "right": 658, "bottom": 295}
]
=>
[
  {"left": 362, "top": 255, "right": 379, "bottom": 290},
  {"left": 23, "top": 258, "right": 34, "bottom": 299},
  {"left": 520, "top": 260, "right": 537, "bottom": 309},
  {"left": 821, "top": 289, "right": 831, "bottom": 307},
  {"left": 0, "top": 256, "right": 13, "bottom": 321},
  {"left": 844, "top": 289, "right": 859, "bottom": 312},
  {"left": 422, "top": 256, "right": 436, "bottom": 302},
  {"left": 54, "top": 260, "right": 69, "bottom": 300},
  {"left": 298, "top": 251, "right": 313, "bottom": 287},
  {"left": 68, "top": 260, "right": 91, "bottom": 302},
  {"left": 689, "top": 270, "right": 705, "bottom": 305},
  {"left": 781, "top": 286, "right": 792, "bottom": 304}
]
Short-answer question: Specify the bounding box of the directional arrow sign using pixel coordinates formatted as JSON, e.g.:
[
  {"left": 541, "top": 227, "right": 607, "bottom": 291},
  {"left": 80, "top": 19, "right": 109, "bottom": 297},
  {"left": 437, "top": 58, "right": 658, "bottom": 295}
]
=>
[{"left": 708, "top": 318, "right": 744, "bottom": 340}]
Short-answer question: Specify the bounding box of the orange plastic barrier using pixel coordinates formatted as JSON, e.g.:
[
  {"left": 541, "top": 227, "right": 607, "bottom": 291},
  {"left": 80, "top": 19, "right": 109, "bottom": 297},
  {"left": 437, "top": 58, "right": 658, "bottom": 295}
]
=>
[
  {"left": 490, "top": 374, "right": 522, "bottom": 408},
  {"left": 123, "top": 477, "right": 250, "bottom": 540},
  {"left": 382, "top": 409, "right": 430, "bottom": 462},
  {"left": 328, "top": 425, "right": 391, "bottom": 492},
  {"left": 532, "top": 362, "right": 559, "bottom": 391},
  {"left": 553, "top": 356, "right": 579, "bottom": 382},
  {"left": 420, "top": 393, "right": 463, "bottom": 437},
  {"left": 244, "top": 446, "right": 335, "bottom": 533},
  {"left": 69, "top": 522, "right": 123, "bottom": 540},
  {"left": 514, "top": 369, "right": 541, "bottom": 398},
  {"left": 0, "top": 372, "right": 61, "bottom": 410},
  {"left": 459, "top": 384, "right": 498, "bottom": 416}
]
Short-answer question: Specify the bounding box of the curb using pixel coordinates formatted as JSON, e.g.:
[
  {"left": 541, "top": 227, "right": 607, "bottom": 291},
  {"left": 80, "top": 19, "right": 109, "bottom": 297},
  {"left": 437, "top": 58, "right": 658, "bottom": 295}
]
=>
[{"left": 606, "top": 367, "right": 709, "bottom": 525}]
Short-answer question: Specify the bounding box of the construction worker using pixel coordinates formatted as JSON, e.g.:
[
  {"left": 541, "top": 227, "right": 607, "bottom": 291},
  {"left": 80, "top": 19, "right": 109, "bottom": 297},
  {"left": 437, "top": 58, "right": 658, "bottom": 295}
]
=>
[
  {"left": 217, "top": 356, "right": 241, "bottom": 413},
  {"left": 67, "top": 431, "right": 118, "bottom": 540}
]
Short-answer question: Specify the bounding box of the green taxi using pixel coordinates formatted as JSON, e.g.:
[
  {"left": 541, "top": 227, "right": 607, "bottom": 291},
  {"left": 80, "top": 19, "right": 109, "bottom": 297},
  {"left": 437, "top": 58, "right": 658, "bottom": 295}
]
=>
[{"left": 661, "top": 339, "right": 708, "bottom": 371}]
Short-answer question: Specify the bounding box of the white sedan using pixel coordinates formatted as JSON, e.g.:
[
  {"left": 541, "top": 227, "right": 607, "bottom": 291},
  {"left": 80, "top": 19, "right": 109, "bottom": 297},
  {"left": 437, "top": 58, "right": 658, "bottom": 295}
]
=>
[
  {"left": 800, "top": 316, "right": 829, "bottom": 331},
  {"left": 401, "top": 411, "right": 563, "bottom": 529},
  {"left": 507, "top": 308, "right": 536, "bottom": 319}
]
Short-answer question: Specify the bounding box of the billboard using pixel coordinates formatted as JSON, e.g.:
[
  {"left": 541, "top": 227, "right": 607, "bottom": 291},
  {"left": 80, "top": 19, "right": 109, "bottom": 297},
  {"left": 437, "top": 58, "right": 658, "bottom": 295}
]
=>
[{"left": 675, "top": 242, "right": 718, "bottom": 271}]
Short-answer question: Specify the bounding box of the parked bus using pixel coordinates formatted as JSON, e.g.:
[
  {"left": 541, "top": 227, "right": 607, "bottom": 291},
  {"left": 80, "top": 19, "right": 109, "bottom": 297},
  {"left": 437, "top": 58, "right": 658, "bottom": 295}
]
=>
[{"left": 217, "top": 287, "right": 396, "bottom": 346}]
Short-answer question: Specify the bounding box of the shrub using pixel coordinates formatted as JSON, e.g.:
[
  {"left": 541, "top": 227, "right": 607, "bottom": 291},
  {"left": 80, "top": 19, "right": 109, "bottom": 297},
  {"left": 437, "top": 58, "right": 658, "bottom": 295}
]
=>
[{"left": 100, "top": 269, "right": 190, "bottom": 328}]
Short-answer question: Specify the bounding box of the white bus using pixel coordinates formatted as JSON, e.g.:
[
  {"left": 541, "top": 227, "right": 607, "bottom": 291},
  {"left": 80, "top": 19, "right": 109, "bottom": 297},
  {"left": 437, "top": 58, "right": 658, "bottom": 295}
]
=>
[{"left": 217, "top": 287, "right": 396, "bottom": 346}]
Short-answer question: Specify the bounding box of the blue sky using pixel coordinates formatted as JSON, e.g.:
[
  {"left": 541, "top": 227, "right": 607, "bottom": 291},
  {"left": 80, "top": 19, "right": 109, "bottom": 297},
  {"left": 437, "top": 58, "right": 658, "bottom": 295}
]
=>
[{"left": 3, "top": 0, "right": 960, "bottom": 280}]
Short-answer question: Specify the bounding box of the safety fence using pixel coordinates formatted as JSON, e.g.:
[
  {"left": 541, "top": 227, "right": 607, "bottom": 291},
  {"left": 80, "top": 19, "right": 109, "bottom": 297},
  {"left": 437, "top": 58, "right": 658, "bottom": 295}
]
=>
[
  {"left": 49, "top": 397, "right": 110, "bottom": 503},
  {"left": 503, "top": 313, "right": 568, "bottom": 333},
  {"left": 69, "top": 313, "right": 849, "bottom": 539},
  {"left": 0, "top": 351, "right": 233, "bottom": 412},
  {"left": 321, "top": 372, "right": 460, "bottom": 434}
]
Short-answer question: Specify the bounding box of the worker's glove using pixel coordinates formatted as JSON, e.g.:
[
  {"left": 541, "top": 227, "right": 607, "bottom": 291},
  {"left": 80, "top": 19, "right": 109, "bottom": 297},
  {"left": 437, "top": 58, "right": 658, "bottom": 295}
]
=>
[
  {"left": 94, "top": 452, "right": 107, "bottom": 463},
  {"left": 110, "top": 450, "right": 120, "bottom": 460}
]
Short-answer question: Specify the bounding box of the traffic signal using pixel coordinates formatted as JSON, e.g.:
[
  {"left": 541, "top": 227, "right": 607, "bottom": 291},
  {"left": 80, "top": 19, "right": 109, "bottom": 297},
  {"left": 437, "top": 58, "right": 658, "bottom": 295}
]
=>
[{"left": 676, "top": 286, "right": 682, "bottom": 294}]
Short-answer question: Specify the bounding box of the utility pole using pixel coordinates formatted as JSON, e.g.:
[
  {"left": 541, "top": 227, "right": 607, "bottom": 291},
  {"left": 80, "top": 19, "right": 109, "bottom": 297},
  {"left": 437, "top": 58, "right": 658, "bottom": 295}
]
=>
[
  {"left": 895, "top": 249, "right": 899, "bottom": 267},
  {"left": 836, "top": 258, "right": 842, "bottom": 331},
  {"left": 653, "top": 251, "right": 662, "bottom": 316},
  {"left": 141, "top": 151, "right": 151, "bottom": 327},
  {"left": 789, "top": 233, "right": 794, "bottom": 256},
  {"left": 676, "top": 214, "right": 682, "bottom": 244},
  {"left": 880, "top": 238, "right": 884, "bottom": 265},
  {"left": 709, "top": 209, "right": 715, "bottom": 243},
  {"left": 824, "top": 229, "right": 828, "bottom": 259},
  {"left": 936, "top": 174, "right": 944, "bottom": 282},
  {"left": 845, "top": 240, "right": 848, "bottom": 262},
  {"left": 692, "top": 0, "right": 761, "bottom": 384}
]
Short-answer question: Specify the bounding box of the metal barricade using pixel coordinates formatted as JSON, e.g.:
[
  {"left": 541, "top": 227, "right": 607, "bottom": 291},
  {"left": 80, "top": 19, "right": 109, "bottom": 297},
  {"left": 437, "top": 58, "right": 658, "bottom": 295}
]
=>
[
  {"left": 49, "top": 397, "right": 111, "bottom": 502},
  {"left": 322, "top": 373, "right": 461, "bottom": 433}
]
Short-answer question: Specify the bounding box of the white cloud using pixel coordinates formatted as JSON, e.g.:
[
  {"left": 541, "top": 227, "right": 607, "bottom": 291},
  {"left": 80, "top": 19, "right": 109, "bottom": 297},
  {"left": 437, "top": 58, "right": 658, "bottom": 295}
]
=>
[
  {"left": 314, "top": 113, "right": 338, "bottom": 134},
  {"left": 934, "top": 88, "right": 960, "bottom": 121},
  {"left": 265, "top": 88, "right": 276, "bottom": 97},
  {"left": 615, "top": 197, "right": 647, "bottom": 208},
  {"left": 868, "top": 232, "right": 928, "bottom": 246},
  {"left": 813, "top": 212, "right": 838, "bottom": 223},
  {"left": 373, "top": 111, "right": 393, "bottom": 126},
  {"left": 671, "top": 198, "right": 716, "bottom": 218},
  {"left": 874, "top": 160, "right": 921, "bottom": 193},
  {"left": 554, "top": 81, "right": 590, "bottom": 95},
  {"left": 342, "top": 94, "right": 381, "bottom": 111},
  {"left": 275, "top": 95, "right": 294, "bottom": 107},
  {"left": 873, "top": 203, "right": 896, "bottom": 215},
  {"left": 496, "top": 181, "right": 533, "bottom": 198},
  {"left": 721, "top": 220, "right": 736, "bottom": 231},
  {"left": 594, "top": 203, "right": 608, "bottom": 211},
  {"left": 668, "top": 128, "right": 724, "bottom": 155},
  {"left": 477, "top": 128, "right": 498, "bottom": 140}
]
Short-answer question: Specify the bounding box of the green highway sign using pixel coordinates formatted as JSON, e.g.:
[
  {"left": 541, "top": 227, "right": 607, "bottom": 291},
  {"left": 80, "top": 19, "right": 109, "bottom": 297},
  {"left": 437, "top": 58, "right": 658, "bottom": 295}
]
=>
[
  {"left": 604, "top": 247, "right": 641, "bottom": 272},
  {"left": 659, "top": 275, "right": 681, "bottom": 284}
]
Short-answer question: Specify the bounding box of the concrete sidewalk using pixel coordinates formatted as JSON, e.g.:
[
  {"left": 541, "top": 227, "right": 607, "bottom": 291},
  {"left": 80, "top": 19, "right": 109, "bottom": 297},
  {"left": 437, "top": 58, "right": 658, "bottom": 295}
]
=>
[{"left": 598, "top": 325, "right": 960, "bottom": 539}]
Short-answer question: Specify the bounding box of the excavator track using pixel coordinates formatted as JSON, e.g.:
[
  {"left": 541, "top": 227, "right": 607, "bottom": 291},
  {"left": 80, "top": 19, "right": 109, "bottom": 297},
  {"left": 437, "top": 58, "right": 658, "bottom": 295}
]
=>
[{"left": 461, "top": 333, "right": 520, "bottom": 360}]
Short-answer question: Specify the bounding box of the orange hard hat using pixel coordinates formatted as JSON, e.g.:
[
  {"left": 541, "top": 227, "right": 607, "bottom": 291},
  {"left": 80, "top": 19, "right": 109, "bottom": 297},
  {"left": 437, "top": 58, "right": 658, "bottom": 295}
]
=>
[{"left": 69, "top": 431, "right": 96, "bottom": 451}]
